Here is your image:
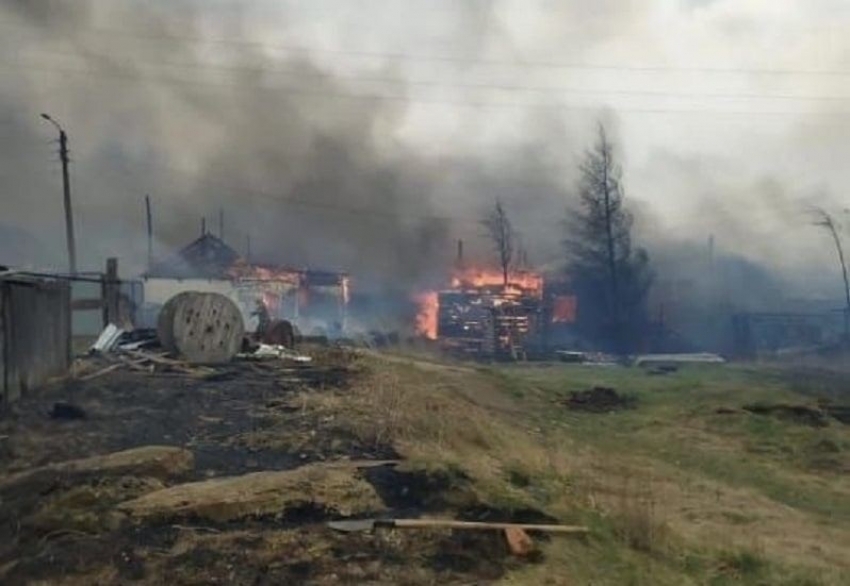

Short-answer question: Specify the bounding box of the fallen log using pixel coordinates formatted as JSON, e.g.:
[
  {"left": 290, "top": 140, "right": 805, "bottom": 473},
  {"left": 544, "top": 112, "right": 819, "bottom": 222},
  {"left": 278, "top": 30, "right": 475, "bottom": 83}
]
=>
[{"left": 79, "top": 363, "right": 124, "bottom": 381}]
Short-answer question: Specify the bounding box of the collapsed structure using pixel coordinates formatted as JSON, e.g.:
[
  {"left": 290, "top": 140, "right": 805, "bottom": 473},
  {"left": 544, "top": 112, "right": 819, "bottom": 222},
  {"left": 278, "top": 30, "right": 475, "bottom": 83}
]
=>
[{"left": 143, "top": 233, "right": 349, "bottom": 335}]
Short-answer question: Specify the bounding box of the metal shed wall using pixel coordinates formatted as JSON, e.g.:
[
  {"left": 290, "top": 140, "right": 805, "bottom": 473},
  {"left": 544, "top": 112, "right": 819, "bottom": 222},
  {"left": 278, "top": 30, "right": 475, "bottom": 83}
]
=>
[{"left": 1, "top": 277, "right": 71, "bottom": 408}]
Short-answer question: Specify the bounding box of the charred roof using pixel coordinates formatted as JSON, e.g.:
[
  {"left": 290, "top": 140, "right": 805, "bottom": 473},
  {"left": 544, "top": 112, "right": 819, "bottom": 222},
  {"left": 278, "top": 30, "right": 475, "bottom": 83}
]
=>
[{"left": 147, "top": 233, "right": 240, "bottom": 279}]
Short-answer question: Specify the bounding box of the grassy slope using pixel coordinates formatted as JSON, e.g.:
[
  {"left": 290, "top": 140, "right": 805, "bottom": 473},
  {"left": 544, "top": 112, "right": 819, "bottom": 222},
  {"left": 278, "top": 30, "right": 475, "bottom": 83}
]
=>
[
  {"left": 494, "top": 363, "right": 849, "bottom": 584},
  {"left": 324, "top": 354, "right": 849, "bottom": 585}
]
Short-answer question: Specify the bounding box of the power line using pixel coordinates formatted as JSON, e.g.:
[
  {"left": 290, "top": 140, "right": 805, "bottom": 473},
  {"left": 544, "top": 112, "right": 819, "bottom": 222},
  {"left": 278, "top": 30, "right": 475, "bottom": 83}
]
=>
[
  {"left": 71, "top": 174, "right": 489, "bottom": 226},
  {"left": 3, "top": 59, "right": 848, "bottom": 118},
  {"left": 73, "top": 163, "right": 562, "bottom": 228},
  {"left": 15, "top": 49, "right": 850, "bottom": 104},
  {"left": 2, "top": 20, "right": 849, "bottom": 78}
]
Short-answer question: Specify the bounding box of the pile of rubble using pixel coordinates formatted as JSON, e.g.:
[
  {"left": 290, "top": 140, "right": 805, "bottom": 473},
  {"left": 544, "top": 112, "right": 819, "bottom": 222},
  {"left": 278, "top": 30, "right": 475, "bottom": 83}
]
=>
[{"left": 77, "top": 320, "right": 315, "bottom": 383}]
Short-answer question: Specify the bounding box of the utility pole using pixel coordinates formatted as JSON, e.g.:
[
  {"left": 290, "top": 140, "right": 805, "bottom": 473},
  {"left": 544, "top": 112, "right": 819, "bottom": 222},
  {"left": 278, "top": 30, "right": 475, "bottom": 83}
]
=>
[
  {"left": 145, "top": 195, "right": 153, "bottom": 270},
  {"left": 246, "top": 234, "right": 252, "bottom": 262},
  {"left": 41, "top": 114, "right": 77, "bottom": 274},
  {"left": 219, "top": 208, "right": 225, "bottom": 241},
  {"left": 813, "top": 208, "right": 850, "bottom": 341},
  {"left": 201, "top": 217, "right": 206, "bottom": 236}
]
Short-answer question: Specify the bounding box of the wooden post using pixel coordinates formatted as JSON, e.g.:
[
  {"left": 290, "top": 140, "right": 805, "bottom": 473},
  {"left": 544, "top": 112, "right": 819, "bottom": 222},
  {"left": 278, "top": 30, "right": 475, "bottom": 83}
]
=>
[
  {"left": 145, "top": 195, "right": 153, "bottom": 270},
  {"left": 102, "top": 258, "right": 120, "bottom": 327}
]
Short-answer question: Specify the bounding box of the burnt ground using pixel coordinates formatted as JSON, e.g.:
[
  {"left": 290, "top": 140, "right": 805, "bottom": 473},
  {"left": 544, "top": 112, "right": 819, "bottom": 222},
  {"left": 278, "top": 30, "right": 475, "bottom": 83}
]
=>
[
  {"left": 0, "top": 349, "right": 545, "bottom": 585},
  {"left": 562, "top": 386, "right": 637, "bottom": 413}
]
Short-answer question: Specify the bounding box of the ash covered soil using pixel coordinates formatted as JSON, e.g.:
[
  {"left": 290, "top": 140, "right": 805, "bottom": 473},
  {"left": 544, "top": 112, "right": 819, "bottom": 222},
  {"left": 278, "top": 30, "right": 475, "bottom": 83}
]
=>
[{"left": 0, "top": 348, "right": 545, "bottom": 585}]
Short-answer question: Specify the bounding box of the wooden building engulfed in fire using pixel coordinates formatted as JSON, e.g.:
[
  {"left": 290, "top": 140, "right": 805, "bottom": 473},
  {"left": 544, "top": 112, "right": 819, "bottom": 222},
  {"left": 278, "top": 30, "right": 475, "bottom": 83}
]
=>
[
  {"left": 435, "top": 268, "right": 540, "bottom": 358},
  {"left": 142, "top": 233, "right": 349, "bottom": 334},
  {"left": 412, "top": 238, "right": 579, "bottom": 358}
]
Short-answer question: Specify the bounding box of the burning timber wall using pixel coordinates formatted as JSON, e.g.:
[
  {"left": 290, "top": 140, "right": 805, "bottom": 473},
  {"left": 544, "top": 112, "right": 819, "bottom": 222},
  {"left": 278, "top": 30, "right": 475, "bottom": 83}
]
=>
[
  {"left": 1, "top": 275, "right": 71, "bottom": 408},
  {"left": 414, "top": 267, "right": 548, "bottom": 359},
  {"left": 414, "top": 266, "right": 579, "bottom": 359}
]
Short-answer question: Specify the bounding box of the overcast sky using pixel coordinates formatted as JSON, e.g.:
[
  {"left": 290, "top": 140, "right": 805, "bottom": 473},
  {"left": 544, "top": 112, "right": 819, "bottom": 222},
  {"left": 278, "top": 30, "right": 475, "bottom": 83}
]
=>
[{"left": 2, "top": 0, "right": 849, "bottom": 295}]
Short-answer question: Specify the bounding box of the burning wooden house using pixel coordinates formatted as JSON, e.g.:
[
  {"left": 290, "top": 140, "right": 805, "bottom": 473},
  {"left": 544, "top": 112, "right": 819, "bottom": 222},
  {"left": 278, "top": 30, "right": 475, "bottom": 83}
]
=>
[
  {"left": 142, "top": 233, "right": 349, "bottom": 334},
  {"left": 416, "top": 266, "right": 549, "bottom": 359}
]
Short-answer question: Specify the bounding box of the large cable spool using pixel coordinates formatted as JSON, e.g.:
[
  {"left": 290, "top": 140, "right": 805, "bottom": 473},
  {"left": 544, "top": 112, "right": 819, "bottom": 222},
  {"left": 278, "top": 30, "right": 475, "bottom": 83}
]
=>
[{"left": 157, "top": 292, "right": 245, "bottom": 364}]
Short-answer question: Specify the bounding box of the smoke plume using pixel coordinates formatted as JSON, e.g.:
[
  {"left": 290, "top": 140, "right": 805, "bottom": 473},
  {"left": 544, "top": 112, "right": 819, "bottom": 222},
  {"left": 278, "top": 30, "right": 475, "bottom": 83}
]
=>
[{"left": 2, "top": 0, "right": 849, "bottom": 304}]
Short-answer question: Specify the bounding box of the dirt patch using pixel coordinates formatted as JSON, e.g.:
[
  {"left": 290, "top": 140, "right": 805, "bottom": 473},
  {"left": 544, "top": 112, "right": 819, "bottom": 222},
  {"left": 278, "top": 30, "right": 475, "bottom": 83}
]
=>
[
  {"left": 360, "top": 465, "right": 476, "bottom": 514},
  {"left": 563, "top": 386, "right": 637, "bottom": 413},
  {"left": 742, "top": 403, "right": 830, "bottom": 427}
]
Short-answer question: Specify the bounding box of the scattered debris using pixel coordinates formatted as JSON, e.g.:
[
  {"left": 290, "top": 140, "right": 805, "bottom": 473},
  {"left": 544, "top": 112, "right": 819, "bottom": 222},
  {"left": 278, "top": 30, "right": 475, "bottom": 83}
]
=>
[
  {"left": 563, "top": 386, "right": 636, "bottom": 412},
  {"left": 90, "top": 323, "right": 125, "bottom": 353},
  {"left": 555, "top": 351, "right": 619, "bottom": 366},
  {"left": 249, "top": 344, "right": 313, "bottom": 362},
  {"left": 555, "top": 351, "right": 586, "bottom": 363},
  {"left": 79, "top": 362, "right": 125, "bottom": 381},
  {"left": 634, "top": 353, "right": 725, "bottom": 367},
  {"left": 116, "top": 328, "right": 159, "bottom": 351},
  {"left": 49, "top": 401, "right": 87, "bottom": 420},
  {"left": 647, "top": 364, "right": 679, "bottom": 376},
  {"left": 743, "top": 403, "right": 830, "bottom": 427}
]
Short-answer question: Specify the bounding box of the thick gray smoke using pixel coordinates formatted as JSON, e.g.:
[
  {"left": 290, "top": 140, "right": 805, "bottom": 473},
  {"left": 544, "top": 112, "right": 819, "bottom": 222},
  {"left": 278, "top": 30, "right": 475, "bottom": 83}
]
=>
[
  {"left": 1, "top": 1, "right": 459, "bottom": 288},
  {"left": 2, "top": 0, "right": 849, "bottom": 307}
]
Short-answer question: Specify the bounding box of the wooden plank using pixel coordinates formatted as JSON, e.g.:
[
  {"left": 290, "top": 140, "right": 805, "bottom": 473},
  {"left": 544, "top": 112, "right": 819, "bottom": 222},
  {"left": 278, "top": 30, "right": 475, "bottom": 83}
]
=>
[{"left": 80, "top": 363, "right": 123, "bottom": 381}]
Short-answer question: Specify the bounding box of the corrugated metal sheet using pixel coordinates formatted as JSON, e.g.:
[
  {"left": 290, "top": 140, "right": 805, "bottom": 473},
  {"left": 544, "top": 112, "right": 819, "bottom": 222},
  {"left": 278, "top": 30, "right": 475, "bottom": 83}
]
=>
[{"left": 1, "top": 276, "right": 71, "bottom": 408}]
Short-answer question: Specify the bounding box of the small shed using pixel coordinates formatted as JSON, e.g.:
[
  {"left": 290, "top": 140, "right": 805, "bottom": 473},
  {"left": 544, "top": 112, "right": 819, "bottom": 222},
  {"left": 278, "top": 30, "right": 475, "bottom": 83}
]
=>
[{"left": 1, "top": 272, "right": 71, "bottom": 408}]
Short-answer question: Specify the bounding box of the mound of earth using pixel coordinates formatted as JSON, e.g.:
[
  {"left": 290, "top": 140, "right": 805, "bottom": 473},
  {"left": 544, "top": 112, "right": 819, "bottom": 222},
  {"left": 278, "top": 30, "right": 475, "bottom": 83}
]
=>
[
  {"left": 564, "top": 386, "right": 636, "bottom": 412},
  {"left": 742, "top": 403, "right": 830, "bottom": 427},
  {"left": 119, "top": 463, "right": 385, "bottom": 523}
]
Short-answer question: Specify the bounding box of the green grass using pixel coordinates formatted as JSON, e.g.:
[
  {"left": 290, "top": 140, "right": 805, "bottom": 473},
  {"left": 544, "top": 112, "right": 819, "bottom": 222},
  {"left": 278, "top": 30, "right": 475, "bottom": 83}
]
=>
[
  {"left": 347, "top": 355, "right": 848, "bottom": 584},
  {"left": 489, "top": 362, "right": 850, "bottom": 536},
  {"left": 491, "top": 363, "right": 849, "bottom": 513}
]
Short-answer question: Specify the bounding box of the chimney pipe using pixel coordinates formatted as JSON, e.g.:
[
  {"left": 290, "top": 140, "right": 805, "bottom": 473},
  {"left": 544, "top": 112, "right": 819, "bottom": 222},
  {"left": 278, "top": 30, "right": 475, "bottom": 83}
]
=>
[
  {"left": 201, "top": 217, "right": 206, "bottom": 236},
  {"left": 457, "top": 239, "right": 464, "bottom": 266}
]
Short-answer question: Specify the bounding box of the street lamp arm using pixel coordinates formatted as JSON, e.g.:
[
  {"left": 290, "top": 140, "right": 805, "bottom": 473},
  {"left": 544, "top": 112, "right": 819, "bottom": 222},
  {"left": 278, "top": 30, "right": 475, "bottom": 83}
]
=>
[{"left": 40, "top": 112, "right": 64, "bottom": 134}]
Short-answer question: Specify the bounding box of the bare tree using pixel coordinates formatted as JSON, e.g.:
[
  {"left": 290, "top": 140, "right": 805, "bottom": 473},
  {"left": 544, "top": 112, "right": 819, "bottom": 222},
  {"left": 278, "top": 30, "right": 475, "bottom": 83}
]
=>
[
  {"left": 565, "top": 123, "right": 652, "bottom": 352},
  {"left": 483, "top": 198, "right": 515, "bottom": 287},
  {"left": 812, "top": 207, "right": 850, "bottom": 340}
]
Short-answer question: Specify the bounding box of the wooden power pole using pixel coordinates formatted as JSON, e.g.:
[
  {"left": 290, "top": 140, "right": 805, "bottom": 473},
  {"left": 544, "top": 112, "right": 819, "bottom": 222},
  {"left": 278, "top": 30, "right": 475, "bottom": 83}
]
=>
[
  {"left": 59, "top": 130, "right": 77, "bottom": 274},
  {"left": 41, "top": 114, "right": 77, "bottom": 274},
  {"left": 145, "top": 195, "right": 153, "bottom": 270}
]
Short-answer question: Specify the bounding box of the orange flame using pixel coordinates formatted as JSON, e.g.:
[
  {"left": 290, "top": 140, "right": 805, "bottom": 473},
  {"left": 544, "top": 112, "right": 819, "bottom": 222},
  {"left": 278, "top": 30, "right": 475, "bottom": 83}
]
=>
[
  {"left": 412, "top": 265, "right": 544, "bottom": 339},
  {"left": 413, "top": 291, "right": 439, "bottom": 339},
  {"left": 228, "top": 261, "right": 301, "bottom": 283},
  {"left": 450, "top": 266, "right": 543, "bottom": 297}
]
